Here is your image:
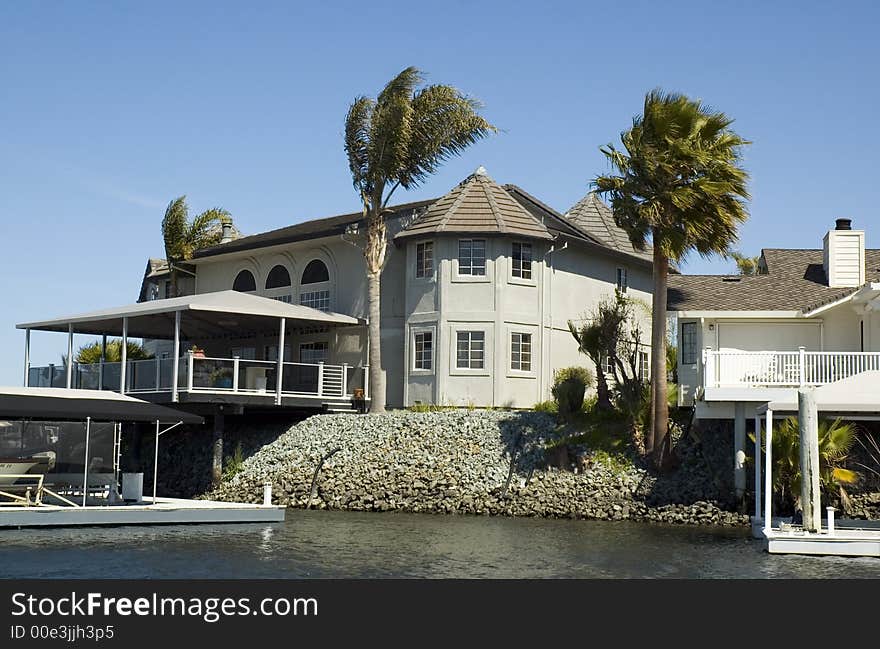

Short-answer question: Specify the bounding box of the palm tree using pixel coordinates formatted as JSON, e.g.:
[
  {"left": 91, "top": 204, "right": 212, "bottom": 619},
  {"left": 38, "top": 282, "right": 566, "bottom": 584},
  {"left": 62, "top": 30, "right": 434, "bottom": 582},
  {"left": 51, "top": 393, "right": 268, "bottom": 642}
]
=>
[
  {"left": 755, "top": 417, "right": 859, "bottom": 513},
  {"left": 344, "top": 66, "right": 495, "bottom": 413},
  {"left": 161, "top": 196, "right": 237, "bottom": 297},
  {"left": 75, "top": 339, "right": 153, "bottom": 363},
  {"left": 731, "top": 250, "right": 760, "bottom": 275},
  {"left": 595, "top": 89, "right": 750, "bottom": 467}
]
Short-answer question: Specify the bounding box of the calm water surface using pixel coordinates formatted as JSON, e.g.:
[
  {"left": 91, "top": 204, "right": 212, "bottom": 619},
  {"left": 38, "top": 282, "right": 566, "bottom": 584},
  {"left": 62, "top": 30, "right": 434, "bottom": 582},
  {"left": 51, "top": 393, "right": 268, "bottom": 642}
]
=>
[{"left": 2, "top": 510, "right": 879, "bottom": 579}]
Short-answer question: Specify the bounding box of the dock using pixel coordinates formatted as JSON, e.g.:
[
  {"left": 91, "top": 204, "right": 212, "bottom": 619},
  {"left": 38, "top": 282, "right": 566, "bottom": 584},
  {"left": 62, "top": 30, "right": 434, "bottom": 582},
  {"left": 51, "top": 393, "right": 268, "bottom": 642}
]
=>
[{"left": 0, "top": 497, "right": 285, "bottom": 528}]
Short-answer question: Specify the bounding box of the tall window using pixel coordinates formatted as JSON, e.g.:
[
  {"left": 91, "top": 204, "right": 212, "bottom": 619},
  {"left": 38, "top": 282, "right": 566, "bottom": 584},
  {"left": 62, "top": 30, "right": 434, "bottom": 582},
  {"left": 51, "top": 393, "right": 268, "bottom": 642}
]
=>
[
  {"left": 416, "top": 242, "right": 434, "bottom": 278},
  {"left": 512, "top": 242, "right": 532, "bottom": 279},
  {"left": 300, "top": 259, "right": 330, "bottom": 311},
  {"left": 681, "top": 322, "right": 697, "bottom": 365},
  {"left": 458, "top": 239, "right": 486, "bottom": 276},
  {"left": 164, "top": 280, "right": 172, "bottom": 299},
  {"left": 233, "top": 269, "right": 256, "bottom": 292},
  {"left": 456, "top": 331, "right": 485, "bottom": 369},
  {"left": 299, "top": 342, "right": 328, "bottom": 364},
  {"left": 639, "top": 350, "right": 650, "bottom": 380},
  {"left": 510, "top": 332, "right": 532, "bottom": 371},
  {"left": 616, "top": 267, "right": 628, "bottom": 293},
  {"left": 413, "top": 331, "right": 433, "bottom": 370}
]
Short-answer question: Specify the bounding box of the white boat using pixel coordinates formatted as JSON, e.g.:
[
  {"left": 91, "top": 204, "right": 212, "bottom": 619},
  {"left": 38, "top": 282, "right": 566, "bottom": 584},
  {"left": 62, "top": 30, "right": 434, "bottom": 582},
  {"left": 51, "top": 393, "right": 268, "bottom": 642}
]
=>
[{"left": 0, "top": 452, "right": 54, "bottom": 486}]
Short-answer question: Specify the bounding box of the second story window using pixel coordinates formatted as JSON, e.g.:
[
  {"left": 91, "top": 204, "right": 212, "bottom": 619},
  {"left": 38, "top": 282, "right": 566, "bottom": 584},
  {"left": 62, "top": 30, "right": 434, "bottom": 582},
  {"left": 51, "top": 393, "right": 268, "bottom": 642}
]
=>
[
  {"left": 300, "top": 259, "right": 331, "bottom": 311},
  {"left": 616, "top": 267, "right": 628, "bottom": 293},
  {"left": 233, "top": 269, "right": 257, "bottom": 292},
  {"left": 510, "top": 332, "right": 532, "bottom": 371},
  {"left": 164, "top": 280, "right": 172, "bottom": 299},
  {"left": 639, "top": 350, "right": 650, "bottom": 380},
  {"left": 512, "top": 242, "right": 532, "bottom": 279},
  {"left": 458, "top": 239, "right": 486, "bottom": 276},
  {"left": 681, "top": 322, "right": 697, "bottom": 365},
  {"left": 416, "top": 242, "right": 434, "bottom": 278}
]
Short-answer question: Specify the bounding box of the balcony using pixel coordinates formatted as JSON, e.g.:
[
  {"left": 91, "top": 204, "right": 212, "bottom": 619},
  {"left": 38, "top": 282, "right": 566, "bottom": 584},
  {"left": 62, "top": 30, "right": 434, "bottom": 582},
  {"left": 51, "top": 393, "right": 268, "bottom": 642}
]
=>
[
  {"left": 27, "top": 355, "right": 368, "bottom": 405},
  {"left": 701, "top": 348, "right": 880, "bottom": 401}
]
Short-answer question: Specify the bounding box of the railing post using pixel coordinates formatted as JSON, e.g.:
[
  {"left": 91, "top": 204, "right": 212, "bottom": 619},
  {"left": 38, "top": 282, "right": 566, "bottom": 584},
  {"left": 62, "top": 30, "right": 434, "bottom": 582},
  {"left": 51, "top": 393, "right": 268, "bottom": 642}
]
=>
[
  {"left": 703, "top": 347, "right": 715, "bottom": 388},
  {"left": 317, "top": 362, "right": 324, "bottom": 397},
  {"left": 798, "top": 346, "right": 806, "bottom": 386},
  {"left": 276, "top": 318, "right": 286, "bottom": 406},
  {"left": 363, "top": 365, "right": 369, "bottom": 400},
  {"left": 66, "top": 323, "right": 74, "bottom": 389},
  {"left": 341, "top": 363, "right": 348, "bottom": 396},
  {"left": 23, "top": 328, "right": 30, "bottom": 387},
  {"left": 187, "top": 351, "right": 194, "bottom": 393},
  {"left": 171, "top": 311, "right": 181, "bottom": 402},
  {"left": 232, "top": 356, "right": 240, "bottom": 393},
  {"left": 98, "top": 359, "right": 104, "bottom": 391},
  {"left": 119, "top": 317, "right": 128, "bottom": 394},
  {"left": 49, "top": 364, "right": 55, "bottom": 388},
  {"left": 155, "top": 357, "right": 161, "bottom": 392}
]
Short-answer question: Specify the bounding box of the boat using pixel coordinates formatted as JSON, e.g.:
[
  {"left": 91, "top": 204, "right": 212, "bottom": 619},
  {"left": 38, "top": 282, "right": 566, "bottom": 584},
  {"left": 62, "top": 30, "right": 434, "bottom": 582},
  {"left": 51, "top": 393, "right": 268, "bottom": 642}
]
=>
[{"left": 0, "top": 451, "right": 55, "bottom": 486}]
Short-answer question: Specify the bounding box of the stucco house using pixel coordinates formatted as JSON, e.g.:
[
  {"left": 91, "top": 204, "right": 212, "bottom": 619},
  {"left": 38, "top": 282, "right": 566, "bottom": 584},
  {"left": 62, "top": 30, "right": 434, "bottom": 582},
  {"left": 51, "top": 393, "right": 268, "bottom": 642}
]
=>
[
  {"left": 21, "top": 168, "right": 654, "bottom": 412},
  {"left": 670, "top": 218, "right": 880, "bottom": 423}
]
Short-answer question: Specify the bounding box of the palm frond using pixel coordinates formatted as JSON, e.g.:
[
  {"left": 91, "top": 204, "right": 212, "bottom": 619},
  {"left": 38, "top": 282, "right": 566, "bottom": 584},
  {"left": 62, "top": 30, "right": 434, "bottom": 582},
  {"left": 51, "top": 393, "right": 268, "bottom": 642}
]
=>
[{"left": 344, "top": 96, "right": 375, "bottom": 191}]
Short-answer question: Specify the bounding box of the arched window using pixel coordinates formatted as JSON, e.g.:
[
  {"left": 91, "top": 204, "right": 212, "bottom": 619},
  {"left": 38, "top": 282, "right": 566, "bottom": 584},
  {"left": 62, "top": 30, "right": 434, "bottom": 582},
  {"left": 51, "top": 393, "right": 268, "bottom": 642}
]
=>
[
  {"left": 301, "top": 260, "right": 329, "bottom": 285},
  {"left": 232, "top": 269, "right": 256, "bottom": 292},
  {"left": 265, "top": 265, "right": 291, "bottom": 289},
  {"left": 300, "top": 259, "right": 331, "bottom": 311}
]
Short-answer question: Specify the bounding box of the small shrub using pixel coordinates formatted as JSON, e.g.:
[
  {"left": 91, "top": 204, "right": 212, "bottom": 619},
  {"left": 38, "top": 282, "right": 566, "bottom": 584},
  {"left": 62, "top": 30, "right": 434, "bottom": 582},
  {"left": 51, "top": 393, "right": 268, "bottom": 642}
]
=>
[
  {"left": 551, "top": 366, "right": 593, "bottom": 417},
  {"left": 533, "top": 400, "right": 558, "bottom": 413},
  {"left": 223, "top": 442, "right": 244, "bottom": 480}
]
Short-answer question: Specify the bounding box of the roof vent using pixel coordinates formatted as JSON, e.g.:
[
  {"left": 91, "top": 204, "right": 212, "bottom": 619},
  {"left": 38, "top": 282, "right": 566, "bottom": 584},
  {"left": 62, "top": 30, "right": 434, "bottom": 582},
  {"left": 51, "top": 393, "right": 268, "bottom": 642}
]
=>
[
  {"left": 473, "top": 165, "right": 488, "bottom": 177},
  {"left": 220, "top": 221, "right": 234, "bottom": 244},
  {"left": 721, "top": 276, "right": 741, "bottom": 282},
  {"left": 835, "top": 218, "right": 852, "bottom": 231}
]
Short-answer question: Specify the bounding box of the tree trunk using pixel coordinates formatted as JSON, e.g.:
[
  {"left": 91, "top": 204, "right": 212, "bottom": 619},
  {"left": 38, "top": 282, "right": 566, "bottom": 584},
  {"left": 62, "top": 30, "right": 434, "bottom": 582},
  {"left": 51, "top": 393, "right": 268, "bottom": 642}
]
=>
[
  {"left": 211, "top": 411, "right": 224, "bottom": 488},
  {"left": 169, "top": 262, "right": 179, "bottom": 298},
  {"left": 650, "top": 240, "right": 669, "bottom": 467},
  {"left": 595, "top": 363, "right": 613, "bottom": 410},
  {"left": 367, "top": 269, "right": 385, "bottom": 413}
]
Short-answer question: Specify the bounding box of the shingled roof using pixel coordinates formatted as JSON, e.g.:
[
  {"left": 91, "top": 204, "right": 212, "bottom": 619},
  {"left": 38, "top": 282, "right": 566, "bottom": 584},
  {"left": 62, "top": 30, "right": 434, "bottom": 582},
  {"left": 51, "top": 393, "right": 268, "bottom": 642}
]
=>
[
  {"left": 668, "top": 248, "right": 880, "bottom": 313},
  {"left": 394, "top": 167, "right": 553, "bottom": 241},
  {"left": 193, "top": 199, "right": 436, "bottom": 260},
  {"left": 564, "top": 192, "right": 652, "bottom": 262}
]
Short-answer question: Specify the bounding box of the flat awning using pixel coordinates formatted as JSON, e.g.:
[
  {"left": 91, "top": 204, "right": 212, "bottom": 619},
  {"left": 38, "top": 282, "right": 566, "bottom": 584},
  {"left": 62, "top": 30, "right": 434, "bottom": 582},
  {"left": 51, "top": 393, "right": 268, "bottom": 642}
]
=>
[
  {"left": 757, "top": 371, "right": 880, "bottom": 416},
  {"left": 0, "top": 387, "right": 204, "bottom": 423},
  {"left": 16, "top": 290, "right": 364, "bottom": 339}
]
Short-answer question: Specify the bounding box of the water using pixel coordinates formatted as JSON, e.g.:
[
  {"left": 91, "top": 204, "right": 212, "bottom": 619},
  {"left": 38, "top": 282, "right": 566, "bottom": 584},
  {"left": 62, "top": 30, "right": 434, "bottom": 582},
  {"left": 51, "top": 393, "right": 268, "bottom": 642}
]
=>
[{"left": 2, "top": 510, "right": 879, "bottom": 579}]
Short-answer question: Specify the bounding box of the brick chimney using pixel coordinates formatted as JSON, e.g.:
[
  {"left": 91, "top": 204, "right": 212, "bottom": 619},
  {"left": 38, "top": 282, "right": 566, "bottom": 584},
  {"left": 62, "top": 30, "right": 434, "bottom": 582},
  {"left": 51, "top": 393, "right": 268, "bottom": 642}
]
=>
[{"left": 823, "top": 218, "right": 865, "bottom": 288}]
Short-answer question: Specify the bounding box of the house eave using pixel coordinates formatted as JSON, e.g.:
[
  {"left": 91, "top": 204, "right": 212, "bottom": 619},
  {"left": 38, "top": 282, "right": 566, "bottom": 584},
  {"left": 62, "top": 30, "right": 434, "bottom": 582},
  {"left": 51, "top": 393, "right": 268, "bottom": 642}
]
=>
[{"left": 674, "top": 310, "right": 804, "bottom": 319}]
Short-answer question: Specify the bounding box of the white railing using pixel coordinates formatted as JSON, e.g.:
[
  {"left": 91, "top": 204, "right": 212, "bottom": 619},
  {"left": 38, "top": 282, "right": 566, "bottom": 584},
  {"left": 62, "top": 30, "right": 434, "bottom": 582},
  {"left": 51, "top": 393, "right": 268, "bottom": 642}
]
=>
[
  {"left": 28, "top": 355, "right": 369, "bottom": 402},
  {"left": 703, "top": 348, "right": 880, "bottom": 389}
]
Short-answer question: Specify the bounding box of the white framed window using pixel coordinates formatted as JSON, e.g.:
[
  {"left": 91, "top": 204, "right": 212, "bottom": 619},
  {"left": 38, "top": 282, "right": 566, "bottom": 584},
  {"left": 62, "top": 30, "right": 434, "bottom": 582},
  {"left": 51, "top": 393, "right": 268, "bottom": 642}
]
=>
[
  {"left": 299, "top": 342, "right": 328, "bottom": 364},
  {"left": 510, "top": 332, "right": 532, "bottom": 372},
  {"left": 416, "top": 241, "right": 434, "bottom": 278},
  {"left": 681, "top": 322, "right": 698, "bottom": 365},
  {"left": 458, "top": 239, "right": 486, "bottom": 276},
  {"left": 456, "top": 331, "right": 485, "bottom": 369},
  {"left": 512, "top": 242, "right": 532, "bottom": 279},
  {"left": 413, "top": 331, "right": 433, "bottom": 371},
  {"left": 639, "top": 350, "right": 650, "bottom": 380},
  {"left": 233, "top": 269, "right": 257, "bottom": 292},
  {"left": 616, "top": 267, "right": 628, "bottom": 293},
  {"left": 300, "top": 290, "right": 330, "bottom": 311},
  {"left": 272, "top": 295, "right": 293, "bottom": 303},
  {"left": 601, "top": 354, "right": 614, "bottom": 376}
]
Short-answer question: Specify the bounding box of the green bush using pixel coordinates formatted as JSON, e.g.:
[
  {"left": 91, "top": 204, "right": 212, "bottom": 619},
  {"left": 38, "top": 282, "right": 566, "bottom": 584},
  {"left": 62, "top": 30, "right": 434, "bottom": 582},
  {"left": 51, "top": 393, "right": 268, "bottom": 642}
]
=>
[
  {"left": 533, "top": 400, "right": 558, "bottom": 413},
  {"left": 551, "top": 366, "right": 593, "bottom": 417}
]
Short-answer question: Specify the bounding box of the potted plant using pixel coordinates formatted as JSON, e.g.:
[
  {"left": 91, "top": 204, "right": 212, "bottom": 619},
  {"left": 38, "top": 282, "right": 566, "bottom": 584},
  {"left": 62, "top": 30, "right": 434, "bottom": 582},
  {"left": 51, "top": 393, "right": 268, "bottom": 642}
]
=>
[
  {"left": 190, "top": 345, "right": 206, "bottom": 358},
  {"left": 210, "top": 366, "right": 233, "bottom": 389}
]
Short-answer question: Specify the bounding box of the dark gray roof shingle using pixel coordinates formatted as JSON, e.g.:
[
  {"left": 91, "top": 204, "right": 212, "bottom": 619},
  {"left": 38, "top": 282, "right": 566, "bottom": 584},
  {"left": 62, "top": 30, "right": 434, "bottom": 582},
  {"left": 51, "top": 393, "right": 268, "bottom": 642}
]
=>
[
  {"left": 564, "top": 192, "right": 653, "bottom": 262},
  {"left": 667, "top": 248, "right": 880, "bottom": 312}
]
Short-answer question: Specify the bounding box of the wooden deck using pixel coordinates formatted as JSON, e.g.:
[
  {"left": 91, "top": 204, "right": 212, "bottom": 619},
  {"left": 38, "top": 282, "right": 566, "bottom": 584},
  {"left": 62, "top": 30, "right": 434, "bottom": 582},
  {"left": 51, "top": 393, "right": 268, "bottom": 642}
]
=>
[{"left": 0, "top": 496, "right": 285, "bottom": 528}]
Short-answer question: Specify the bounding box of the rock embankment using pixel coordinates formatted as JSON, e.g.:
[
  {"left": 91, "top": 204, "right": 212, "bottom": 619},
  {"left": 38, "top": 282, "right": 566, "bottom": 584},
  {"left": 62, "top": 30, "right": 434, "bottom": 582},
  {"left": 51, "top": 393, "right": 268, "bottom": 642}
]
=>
[{"left": 205, "top": 410, "right": 747, "bottom": 526}]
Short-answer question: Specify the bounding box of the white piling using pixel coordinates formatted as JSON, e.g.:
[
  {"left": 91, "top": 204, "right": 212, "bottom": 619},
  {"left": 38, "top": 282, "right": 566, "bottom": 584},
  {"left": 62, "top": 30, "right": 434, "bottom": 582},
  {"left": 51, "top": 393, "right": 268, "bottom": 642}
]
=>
[
  {"left": 263, "top": 483, "right": 272, "bottom": 506},
  {"left": 826, "top": 507, "right": 836, "bottom": 535}
]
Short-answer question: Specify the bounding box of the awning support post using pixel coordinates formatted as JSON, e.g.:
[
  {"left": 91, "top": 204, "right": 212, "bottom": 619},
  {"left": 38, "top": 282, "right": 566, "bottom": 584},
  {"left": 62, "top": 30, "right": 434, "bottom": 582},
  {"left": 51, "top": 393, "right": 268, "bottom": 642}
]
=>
[
  {"left": 172, "top": 311, "right": 181, "bottom": 402},
  {"left": 66, "top": 323, "right": 74, "bottom": 389},
  {"left": 119, "top": 316, "right": 128, "bottom": 393},
  {"left": 754, "top": 414, "right": 762, "bottom": 523},
  {"left": 82, "top": 416, "right": 91, "bottom": 507},
  {"left": 152, "top": 420, "right": 184, "bottom": 505},
  {"left": 276, "top": 318, "right": 285, "bottom": 405},
  {"left": 763, "top": 409, "right": 773, "bottom": 536},
  {"left": 23, "top": 328, "right": 30, "bottom": 387}
]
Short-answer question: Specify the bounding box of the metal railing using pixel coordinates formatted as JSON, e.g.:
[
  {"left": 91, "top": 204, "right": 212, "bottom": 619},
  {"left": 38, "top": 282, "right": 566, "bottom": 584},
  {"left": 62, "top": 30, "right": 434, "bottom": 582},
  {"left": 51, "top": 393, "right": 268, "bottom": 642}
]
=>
[
  {"left": 703, "top": 348, "right": 880, "bottom": 388},
  {"left": 27, "top": 355, "right": 369, "bottom": 402}
]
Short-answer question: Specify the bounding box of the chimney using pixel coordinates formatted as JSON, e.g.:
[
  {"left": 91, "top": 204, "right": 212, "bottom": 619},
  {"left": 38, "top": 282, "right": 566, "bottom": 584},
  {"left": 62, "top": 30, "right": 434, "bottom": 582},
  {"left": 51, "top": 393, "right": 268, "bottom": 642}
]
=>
[
  {"left": 823, "top": 218, "right": 865, "bottom": 288},
  {"left": 220, "top": 221, "right": 234, "bottom": 244}
]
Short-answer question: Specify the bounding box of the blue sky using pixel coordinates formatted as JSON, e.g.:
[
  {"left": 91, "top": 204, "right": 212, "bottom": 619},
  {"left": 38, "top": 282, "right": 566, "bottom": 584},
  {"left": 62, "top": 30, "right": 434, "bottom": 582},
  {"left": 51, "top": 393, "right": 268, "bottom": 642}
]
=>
[{"left": 1, "top": 1, "right": 878, "bottom": 384}]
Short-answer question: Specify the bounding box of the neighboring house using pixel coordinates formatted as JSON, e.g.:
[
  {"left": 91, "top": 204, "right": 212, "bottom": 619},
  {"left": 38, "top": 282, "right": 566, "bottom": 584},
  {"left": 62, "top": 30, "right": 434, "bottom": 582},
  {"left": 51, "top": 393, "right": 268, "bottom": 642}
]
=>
[
  {"left": 21, "top": 168, "right": 654, "bottom": 411},
  {"left": 669, "top": 218, "right": 880, "bottom": 422}
]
